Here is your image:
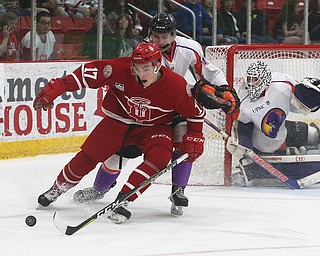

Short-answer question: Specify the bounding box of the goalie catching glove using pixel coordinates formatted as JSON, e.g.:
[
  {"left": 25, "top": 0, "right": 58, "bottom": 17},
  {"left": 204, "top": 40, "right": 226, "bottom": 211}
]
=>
[
  {"left": 294, "top": 77, "right": 320, "bottom": 112},
  {"left": 191, "top": 79, "right": 240, "bottom": 114},
  {"left": 177, "top": 132, "right": 205, "bottom": 162}
]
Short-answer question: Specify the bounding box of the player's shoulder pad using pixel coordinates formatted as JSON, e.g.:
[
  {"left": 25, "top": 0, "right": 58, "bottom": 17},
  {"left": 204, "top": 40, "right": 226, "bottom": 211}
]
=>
[{"left": 175, "top": 36, "right": 203, "bottom": 55}]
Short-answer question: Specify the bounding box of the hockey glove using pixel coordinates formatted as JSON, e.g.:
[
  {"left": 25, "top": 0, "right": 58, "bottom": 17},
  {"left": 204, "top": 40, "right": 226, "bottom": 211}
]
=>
[
  {"left": 191, "top": 79, "right": 240, "bottom": 114},
  {"left": 294, "top": 77, "right": 320, "bottom": 112},
  {"left": 216, "top": 85, "right": 240, "bottom": 115},
  {"left": 226, "top": 138, "right": 248, "bottom": 159},
  {"left": 33, "top": 79, "right": 66, "bottom": 111},
  {"left": 179, "top": 133, "right": 205, "bottom": 162}
]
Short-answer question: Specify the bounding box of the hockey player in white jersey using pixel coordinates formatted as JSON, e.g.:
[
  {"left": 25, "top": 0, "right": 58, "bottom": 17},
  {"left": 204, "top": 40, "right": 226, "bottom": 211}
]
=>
[
  {"left": 73, "top": 12, "right": 239, "bottom": 215},
  {"left": 227, "top": 61, "right": 320, "bottom": 186}
]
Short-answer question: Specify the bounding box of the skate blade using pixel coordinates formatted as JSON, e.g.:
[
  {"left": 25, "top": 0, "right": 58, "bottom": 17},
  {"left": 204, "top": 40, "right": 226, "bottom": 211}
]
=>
[
  {"left": 36, "top": 203, "right": 48, "bottom": 210},
  {"left": 170, "top": 203, "right": 183, "bottom": 216},
  {"left": 70, "top": 197, "right": 89, "bottom": 204}
]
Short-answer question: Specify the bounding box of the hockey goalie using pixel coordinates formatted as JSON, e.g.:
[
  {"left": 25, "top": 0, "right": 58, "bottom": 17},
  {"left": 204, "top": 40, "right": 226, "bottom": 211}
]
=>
[{"left": 227, "top": 61, "right": 320, "bottom": 187}]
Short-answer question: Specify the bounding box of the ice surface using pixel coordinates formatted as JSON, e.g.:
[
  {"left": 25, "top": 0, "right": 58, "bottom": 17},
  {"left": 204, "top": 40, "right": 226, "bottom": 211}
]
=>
[{"left": 1, "top": 153, "right": 320, "bottom": 256}]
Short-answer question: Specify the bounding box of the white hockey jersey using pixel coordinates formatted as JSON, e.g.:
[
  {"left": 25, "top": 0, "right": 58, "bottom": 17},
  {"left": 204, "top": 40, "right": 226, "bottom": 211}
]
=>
[
  {"left": 161, "top": 36, "right": 228, "bottom": 86},
  {"left": 236, "top": 72, "right": 300, "bottom": 153}
]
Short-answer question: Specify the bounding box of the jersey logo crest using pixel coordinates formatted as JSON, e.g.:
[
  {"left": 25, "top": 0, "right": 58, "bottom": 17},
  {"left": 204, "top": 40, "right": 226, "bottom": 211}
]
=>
[
  {"left": 127, "top": 97, "right": 152, "bottom": 122},
  {"left": 125, "top": 96, "right": 170, "bottom": 123},
  {"left": 103, "top": 65, "right": 112, "bottom": 78},
  {"left": 261, "top": 108, "right": 286, "bottom": 138}
]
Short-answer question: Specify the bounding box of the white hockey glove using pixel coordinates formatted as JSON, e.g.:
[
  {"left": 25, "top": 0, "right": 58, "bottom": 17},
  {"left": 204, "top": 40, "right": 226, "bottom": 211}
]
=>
[{"left": 226, "top": 138, "right": 249, "bottom": 159}]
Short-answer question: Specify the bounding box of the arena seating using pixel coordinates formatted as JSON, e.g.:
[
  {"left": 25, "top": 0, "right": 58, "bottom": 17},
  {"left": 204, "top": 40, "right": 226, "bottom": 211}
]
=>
[{"left": 73, "top": 17, "right": 95, "bottom": 32}]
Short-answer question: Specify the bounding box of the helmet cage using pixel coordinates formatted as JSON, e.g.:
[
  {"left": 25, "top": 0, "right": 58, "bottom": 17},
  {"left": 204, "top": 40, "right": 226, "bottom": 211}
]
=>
[{"left": 246, "top": 61, "right": 271, "bottom": 101}]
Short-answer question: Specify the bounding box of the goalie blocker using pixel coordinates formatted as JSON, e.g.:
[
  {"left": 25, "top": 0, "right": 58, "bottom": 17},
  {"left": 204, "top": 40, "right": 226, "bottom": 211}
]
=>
[{"left": 191, "top": 78, "right": 240, "bottom": 114}]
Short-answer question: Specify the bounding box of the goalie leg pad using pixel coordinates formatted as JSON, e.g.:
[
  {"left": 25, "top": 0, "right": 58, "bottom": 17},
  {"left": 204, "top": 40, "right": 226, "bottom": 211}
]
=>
[
  {"left": 308, "top": 123, "right": 320, "bottom": 144},
  {"left": 285, "top": 120, "right": 308, "bottom": 147}
]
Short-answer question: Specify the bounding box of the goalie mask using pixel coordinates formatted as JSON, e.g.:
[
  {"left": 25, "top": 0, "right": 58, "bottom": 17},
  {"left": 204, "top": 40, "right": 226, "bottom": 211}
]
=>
[{"left": 246, "top": 61, "right": 272, "bottom": 101}]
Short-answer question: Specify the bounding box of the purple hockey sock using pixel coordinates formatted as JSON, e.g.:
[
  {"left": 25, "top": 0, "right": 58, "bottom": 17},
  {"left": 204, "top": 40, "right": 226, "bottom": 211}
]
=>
[
  {"left": 172, "top": 151, "right": 192, "bottom": 187},
  {"left": 93, "top": 165, "right": 120, "bottom": 193}
]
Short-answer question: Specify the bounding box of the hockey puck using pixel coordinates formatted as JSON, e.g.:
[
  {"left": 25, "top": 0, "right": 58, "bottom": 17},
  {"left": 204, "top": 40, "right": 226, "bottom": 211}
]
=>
[{"left": 25, "top": 215, "right": 37, "bottom": 227}]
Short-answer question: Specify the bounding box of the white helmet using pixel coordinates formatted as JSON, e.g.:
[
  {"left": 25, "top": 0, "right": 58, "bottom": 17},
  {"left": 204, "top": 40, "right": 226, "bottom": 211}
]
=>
[{"left": 246, "top": 61, "right": 271, "bottom": 101}]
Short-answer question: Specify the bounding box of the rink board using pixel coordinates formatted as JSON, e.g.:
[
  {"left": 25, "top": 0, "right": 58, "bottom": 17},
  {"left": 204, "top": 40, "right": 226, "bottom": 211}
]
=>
[{"left": 0, "top": 61, "right": 103, "bottom": 159}]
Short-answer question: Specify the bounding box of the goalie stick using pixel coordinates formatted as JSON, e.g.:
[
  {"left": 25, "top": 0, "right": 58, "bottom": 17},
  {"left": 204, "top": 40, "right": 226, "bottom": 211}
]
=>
[
  {"left": 204, "top": 118, "right": 320, "bottom": 189},
  {"left": 262, "top": 154, "right": 320, "bottom": 163},
  {"left": 53, "top": 153, "right": 189, "bottom": 236}
]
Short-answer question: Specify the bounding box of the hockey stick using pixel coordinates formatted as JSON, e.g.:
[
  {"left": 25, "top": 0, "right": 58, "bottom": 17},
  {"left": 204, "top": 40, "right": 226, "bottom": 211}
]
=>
[
  {"left": 53, "top": 153, "right": 189, "bottom": 235},
  {"left": 204, "top": 118, "right": 304, "bottom": 189},
  {"left": 204, "top": 118, "right": 320, "bottom": 189},
  {"left": 261, "top": 154, "right": 320, "bottom": 163}
]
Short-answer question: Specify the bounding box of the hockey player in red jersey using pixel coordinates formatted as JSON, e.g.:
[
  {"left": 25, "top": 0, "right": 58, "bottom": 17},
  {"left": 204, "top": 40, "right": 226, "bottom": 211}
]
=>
[
  {"left": 72, "top": 12, "right": 240, "bottom": 216},
  {"left": 35, "top": 42, "right": 206, "bottom": 223}
]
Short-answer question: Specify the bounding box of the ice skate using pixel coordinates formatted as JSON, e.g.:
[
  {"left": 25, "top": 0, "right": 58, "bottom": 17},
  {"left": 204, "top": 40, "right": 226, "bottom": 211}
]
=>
[
  {"left": 231, "top": 164, "right": 253, "bottom": 187},
  {"left": 38, "top": 185, "right": 63, "bottom": 207},
  {"left": 231, "top": 171, "right": 247, "bottom": 186},
  {"left": 169, "top": 185, "right": 188, "bottom": 216},
  {"left": 73, "top": 181, "right": 116, "bottom": 203},
  {"left": 107, "top": 199, "right": 131, "bottom": 224},
  {"left": 73, "top": 187, "right": 106, "bottom": 203}
]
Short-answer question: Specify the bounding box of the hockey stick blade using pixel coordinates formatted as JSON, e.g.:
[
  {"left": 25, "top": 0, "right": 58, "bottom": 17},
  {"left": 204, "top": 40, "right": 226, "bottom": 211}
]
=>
[
  {"left": 244, "top": 151, "right": 300, "bottom": 189},
  {"left": 247, "top": 151, "right": 320, "bottom": 189},
  {"left": 204, "top": 118, "right": 300, "bottom": 189},
  {"left": 297, "top": 171, "right": 320, "bottom": 188},
  {"left": 53, "top": 153, "right": 189, "bottom": 235}
]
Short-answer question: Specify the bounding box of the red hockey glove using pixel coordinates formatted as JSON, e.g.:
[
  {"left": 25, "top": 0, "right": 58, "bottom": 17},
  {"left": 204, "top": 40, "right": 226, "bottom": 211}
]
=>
[
  {"left": 33, "top": 79, "right": 65, "bottom": 111},
  {"left": 180, "top": 133, "right": 205, "bottom": 162}
]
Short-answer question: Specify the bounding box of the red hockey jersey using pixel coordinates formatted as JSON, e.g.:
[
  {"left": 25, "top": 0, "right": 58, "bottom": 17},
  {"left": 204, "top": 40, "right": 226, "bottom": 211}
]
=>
[{"left": 59, "top": 57, "right": 205, "bottom": 133}]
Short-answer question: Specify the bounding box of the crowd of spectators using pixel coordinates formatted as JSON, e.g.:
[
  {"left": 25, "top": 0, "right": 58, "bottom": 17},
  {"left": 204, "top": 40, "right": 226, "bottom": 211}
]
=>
[
  {"left": 0, "top": 0, "right": 319, "bottom": 61},
  {"left": 273, "top": 0, "right": 310, "bottom": 44}
]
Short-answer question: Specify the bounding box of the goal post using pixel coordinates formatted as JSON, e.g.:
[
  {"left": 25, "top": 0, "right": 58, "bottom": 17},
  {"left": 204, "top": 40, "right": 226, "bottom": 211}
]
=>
[{"left": 197, "top": 44, "right": 320, "bottom": 186}]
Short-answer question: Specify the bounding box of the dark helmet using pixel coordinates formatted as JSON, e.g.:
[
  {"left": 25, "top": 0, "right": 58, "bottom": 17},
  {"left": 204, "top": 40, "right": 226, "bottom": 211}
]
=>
[
  {"left": 149, "top": 12, "right": 176, "bottom": 34},
  {"left": 131, "top": 42, "right": 161, "bottom": 64}
]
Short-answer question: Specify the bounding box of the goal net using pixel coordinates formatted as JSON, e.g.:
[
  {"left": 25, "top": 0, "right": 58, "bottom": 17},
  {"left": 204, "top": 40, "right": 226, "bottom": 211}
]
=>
[{"left": 157, "top": 44, "right": 320, "bottom": 186}]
